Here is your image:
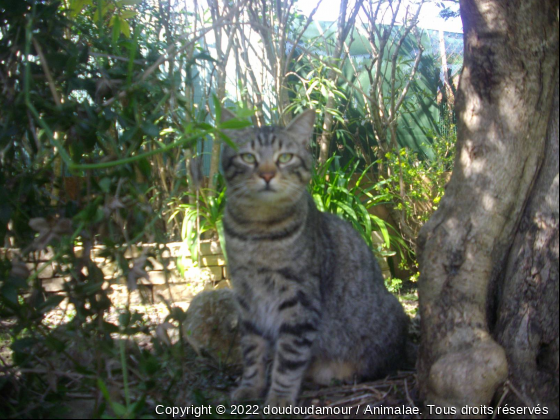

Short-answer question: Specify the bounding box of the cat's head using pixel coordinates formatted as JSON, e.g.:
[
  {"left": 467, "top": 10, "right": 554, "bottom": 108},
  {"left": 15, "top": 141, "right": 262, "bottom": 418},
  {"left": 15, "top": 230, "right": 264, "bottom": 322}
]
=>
[{"left": 220, "top": 110, "right": 315, "bottom": 206}]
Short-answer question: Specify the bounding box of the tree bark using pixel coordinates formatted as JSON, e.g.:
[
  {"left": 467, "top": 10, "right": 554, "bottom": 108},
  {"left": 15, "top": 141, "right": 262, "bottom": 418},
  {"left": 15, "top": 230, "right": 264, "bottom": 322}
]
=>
[
  {"left": 493, "top": 80, "right": 559, "bottom": 417},
  {"left": 417, "top": 0, "right": 558, "bottom": 417}
]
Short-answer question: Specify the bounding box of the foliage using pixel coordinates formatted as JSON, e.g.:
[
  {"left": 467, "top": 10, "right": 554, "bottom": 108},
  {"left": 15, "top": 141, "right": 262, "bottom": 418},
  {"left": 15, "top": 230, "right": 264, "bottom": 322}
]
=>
[
  {"left": 436, "top": 0, "right": 461, "bottom": 20},
  {"left": 0, "top": 0, "right": 459, "bottom": 416},
  {"left": 172, "top": 182, "right": 228, "bottom": 268},
  {"left": 310, "top": 156, "right": 410, "bottom": 263},
  {"left": 286, "top": 57, "right": 351, "bottom": 158},
  {"left": 0, "top": 0, "right": 238, "bottom": 417},
  {"left": 381, "top": 128, "right": 457, "bottom": 246},
  {"left": 386, "top": 277, "right": 403, "bottom": 294}
]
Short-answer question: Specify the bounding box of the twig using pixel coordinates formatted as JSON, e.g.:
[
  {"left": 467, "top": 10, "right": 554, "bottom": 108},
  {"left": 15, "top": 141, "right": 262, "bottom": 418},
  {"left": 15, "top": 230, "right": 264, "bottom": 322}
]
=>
[
  {"left": 32, "top": 38, "right": 61, "bottom": 107},
  {"left": 66, "top": 393, "right": 96, "bottom": 399},
  {"left": 90, "top": 52, "right": 147, "bottom": 64},
  {"left": 16, "top": 368, "right": 95, "bottom": 379},
  {"left": 300, "top": 380, "right": 388, "bottom": 399},
  {"left": 328, "top": 392, "right": 373, "bottom": 407},
  {"left": 347, "top": 396, "right": 383, "bottom": 409},
  {"left": 282, "top": 0, "right": 324, "bottom": 79},
  {"left": 285, "top": 39, "right": 373, "bottom": 102},
  {"left": 101, "top": 0, "right": 250, "bottom": 109},
  {"left": 505, "top": 379, "right": 535, "bottom": 410},
  {"left": 404, "top": 378, "right": 421, "bottom": 419},
  {"left": 492, "top": 386, "right": 509, "bottom": 419}
]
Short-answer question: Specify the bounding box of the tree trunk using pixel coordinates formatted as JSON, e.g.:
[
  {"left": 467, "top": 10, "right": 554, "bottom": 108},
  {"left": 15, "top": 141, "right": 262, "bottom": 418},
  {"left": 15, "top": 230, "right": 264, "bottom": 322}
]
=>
[
  {"left": 493, "top": 80, "right": 559, "bottom": 417},
  {"left": 416, "top": 0, "right": 558, "bottom": 417}
]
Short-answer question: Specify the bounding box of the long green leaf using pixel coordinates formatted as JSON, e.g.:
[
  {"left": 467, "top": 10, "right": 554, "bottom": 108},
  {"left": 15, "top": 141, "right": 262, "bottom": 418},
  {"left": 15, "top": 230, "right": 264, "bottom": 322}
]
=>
[
  {"left": 216, "top": 220, "right": 227, "bottom": 264},
  {"left": 371, "top": 215, "right": 391, "bottom": 248},
  {"left": 331, "top": 200, "right": 358, "bottom": 222}
]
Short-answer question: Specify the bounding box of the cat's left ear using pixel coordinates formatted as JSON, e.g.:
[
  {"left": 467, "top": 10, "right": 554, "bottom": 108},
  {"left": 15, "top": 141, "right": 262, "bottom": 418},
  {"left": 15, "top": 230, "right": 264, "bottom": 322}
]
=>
[{"left": 285, "top": 109, "right": 316, "bottom": 144}]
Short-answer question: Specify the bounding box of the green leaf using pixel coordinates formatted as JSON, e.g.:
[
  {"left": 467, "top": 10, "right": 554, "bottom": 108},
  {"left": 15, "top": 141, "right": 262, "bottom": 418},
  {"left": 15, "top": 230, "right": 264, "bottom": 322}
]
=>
[
  {"left": 141, "top": 122, "right": 159, "bottom": 138},
  {"left": 216, "top": 219, "right": 227, "bottom": 263},
  {"left": 120, "top": 19, "right": 131, "bottom": 38},
  {"left": 212, "top": 95, "right": 221, "bottom": 124},
  {"left": 38, "top": 295, "right": 65, "bottom": 314},
  {"left": 216, "top": 131, "right": 237, "bottom": 149},
  {"left": 331, "top": 200, "right": 358, "bottom": 222},
  {"left": 119, "top": 311, "right": 131, "bottom": 327},
  {"left": 138, "top": 157, "right": 151, "bottom": 178},
  {"left": 69, "top": 0, "right": 92, "bottom": 17},
  {"left": 1, "top": 285, "right": 19, "bottom": 305},
  {"left": 356, "top": 202, "right": 372, "bottom": 236},
  {"left": 160, "top": 127, "right": 175, "bottom": 135},
  {"left": 111, "top": 16, "right": 121, "bottom": 43},
  {"left": 76, "top": 197, "right": 104, "bottom": 222},
  {"left": 101, "top": 321, "right": 120, "bottom": 334},
  {"left": 312, "top": 193, "right": 325, "bottom": 212},
  {"left": 99, "top": 177, "right": 112, "bottom": 193},
  {"left": 306, "top": 79, "right": 319, "bottom": 95},
  {"left": 195, "top": 122, "right": 213, "bottom": 131},
  {"left": 371, "top": 215, "right": 390, "bottom": 248},
  {"left": 97, "top": 378, "right": 111, "bottom": 404},
  {"left": 120, "top": 10, "right": 137, "bottom": 19}
]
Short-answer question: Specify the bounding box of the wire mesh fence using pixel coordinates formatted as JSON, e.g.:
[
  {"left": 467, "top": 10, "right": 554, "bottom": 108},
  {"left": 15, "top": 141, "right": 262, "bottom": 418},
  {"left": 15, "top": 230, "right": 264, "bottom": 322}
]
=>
[{"left": 424, "top": 29, "right": 464, "bottom": 81}]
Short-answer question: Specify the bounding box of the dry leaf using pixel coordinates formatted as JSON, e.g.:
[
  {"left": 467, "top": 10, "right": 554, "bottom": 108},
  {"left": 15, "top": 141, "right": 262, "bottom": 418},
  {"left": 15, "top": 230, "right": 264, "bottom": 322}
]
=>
[
  {"left": 156, "top": 322, "right": 174, "bottom": 346},
  {"left": 28, "top": 217, "right": 72, "bottom": 251},
  {"left": 127, "top": 253, "right": 149, "bottom": 291}
]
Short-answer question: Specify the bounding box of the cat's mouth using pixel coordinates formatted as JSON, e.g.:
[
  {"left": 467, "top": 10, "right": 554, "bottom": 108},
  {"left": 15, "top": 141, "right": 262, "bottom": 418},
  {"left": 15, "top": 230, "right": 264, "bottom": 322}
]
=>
[{"left": 260, "top": 185, "right": 276, "bottom": 193}]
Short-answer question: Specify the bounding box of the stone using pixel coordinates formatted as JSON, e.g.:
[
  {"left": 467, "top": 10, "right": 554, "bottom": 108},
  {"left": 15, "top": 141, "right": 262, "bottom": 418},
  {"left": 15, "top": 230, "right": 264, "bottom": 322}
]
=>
[{"left": 183, "top": 288, "right": 240, "bottom": 366}]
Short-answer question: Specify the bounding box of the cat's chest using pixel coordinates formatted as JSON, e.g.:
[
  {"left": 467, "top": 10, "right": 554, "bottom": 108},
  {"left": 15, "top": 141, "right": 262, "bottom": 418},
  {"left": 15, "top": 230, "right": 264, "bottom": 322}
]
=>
[
  {"left": 225, "top": 221, "right": 309, "bottom": 269},
  {"left": 246, "top": 280, "right": 286, "bottom": 337},
  {"left": 227, "top": 239, "right": 291, "bottom": 268},
  {"left": 232, "top": 266, "right": 303, "bottom": 338}
]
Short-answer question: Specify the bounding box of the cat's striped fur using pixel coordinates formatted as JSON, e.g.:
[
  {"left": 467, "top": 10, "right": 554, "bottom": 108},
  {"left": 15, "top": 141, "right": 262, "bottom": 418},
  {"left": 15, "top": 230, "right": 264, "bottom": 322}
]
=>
[{"left": 221, "top": 109, "right": 408, "bottom": 407}]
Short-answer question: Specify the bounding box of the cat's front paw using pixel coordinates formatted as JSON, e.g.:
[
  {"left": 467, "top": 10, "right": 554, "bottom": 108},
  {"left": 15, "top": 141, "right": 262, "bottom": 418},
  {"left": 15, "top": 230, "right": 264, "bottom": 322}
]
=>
[
  {"left": 264, "top": 393, "right": 296, "bottom": 408},
  {"left": 231, "top": 385, "right": 262, "bottom": 402}
]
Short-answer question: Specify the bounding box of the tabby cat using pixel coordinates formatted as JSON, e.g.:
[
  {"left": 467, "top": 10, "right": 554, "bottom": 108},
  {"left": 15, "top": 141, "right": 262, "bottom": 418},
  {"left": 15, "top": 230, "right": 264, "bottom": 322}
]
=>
[{"left": 221, "top": 109, "right": 408, "bottom": 407}]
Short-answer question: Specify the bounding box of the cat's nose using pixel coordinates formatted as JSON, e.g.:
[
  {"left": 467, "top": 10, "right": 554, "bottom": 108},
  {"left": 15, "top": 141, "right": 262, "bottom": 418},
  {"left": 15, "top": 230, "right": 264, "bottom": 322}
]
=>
[{"left": 259, "top": 172, "right": 276, "bottom": 183}]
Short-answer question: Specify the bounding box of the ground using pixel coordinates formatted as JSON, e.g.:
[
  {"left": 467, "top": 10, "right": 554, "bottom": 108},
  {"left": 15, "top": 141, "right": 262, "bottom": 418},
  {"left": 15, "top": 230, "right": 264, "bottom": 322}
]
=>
[{"left": 0, "top": 290, "right": 419, "bottom": 419}]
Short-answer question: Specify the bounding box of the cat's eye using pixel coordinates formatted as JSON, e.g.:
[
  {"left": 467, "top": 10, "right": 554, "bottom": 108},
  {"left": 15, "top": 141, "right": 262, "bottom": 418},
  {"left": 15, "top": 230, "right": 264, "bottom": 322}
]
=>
[
  {"left": 240, "top": 153, "right": 256, "bottom": 164},
  {"left": 277, "top": 153, "right": 293, "bottom": 164}
]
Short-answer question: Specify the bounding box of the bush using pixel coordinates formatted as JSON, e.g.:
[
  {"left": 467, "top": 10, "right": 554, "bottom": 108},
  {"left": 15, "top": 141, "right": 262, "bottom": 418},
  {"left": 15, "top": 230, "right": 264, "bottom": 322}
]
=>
[
  {"left": 310, "top": 156, "right": 410, "bottom": 267},
  {"left": 382, "top": 128, "right": 457, "bottom": 246}
]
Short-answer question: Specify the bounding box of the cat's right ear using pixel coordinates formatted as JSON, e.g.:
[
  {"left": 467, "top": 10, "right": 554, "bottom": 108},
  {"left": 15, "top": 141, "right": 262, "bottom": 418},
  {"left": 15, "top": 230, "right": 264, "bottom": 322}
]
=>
[
  {"left": 220, "top": 108, "right": 237, "bottom": 123},
  {"left": 285, "top": 109, "right": 316, "bottom": 144}
]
